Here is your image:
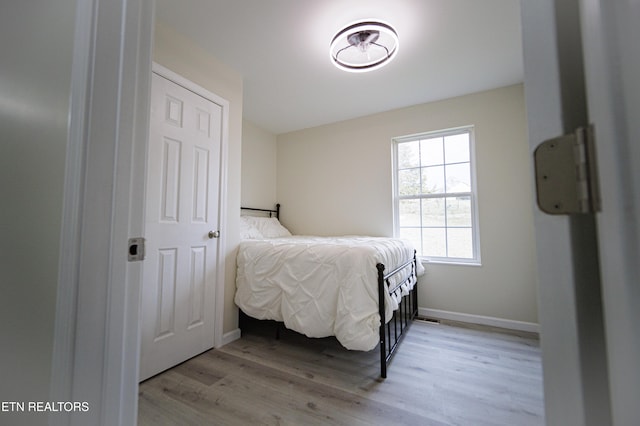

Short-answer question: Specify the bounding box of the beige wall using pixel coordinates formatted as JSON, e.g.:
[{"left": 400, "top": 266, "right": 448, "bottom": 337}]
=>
[
  {"left": 241, "top": 120, "right": 278, "bottom": 208},
  {"left": 154, "top": 21, "right": 243, "bottom": 334},
  {"left": 277, "top": 85, "right": 538, "bottom": 324}
]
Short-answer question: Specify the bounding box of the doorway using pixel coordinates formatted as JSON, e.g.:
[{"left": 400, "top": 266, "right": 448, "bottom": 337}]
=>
[{"left": 139, "top": 65, "right": 228, "bottom": 381}]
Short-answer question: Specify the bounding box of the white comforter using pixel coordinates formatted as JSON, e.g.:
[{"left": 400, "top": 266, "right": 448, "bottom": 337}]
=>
[{"left": 235, "top": 236, "right": 424, "bottom": 351}]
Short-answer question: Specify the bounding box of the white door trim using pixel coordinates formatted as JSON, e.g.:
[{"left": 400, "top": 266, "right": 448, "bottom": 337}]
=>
[
  {"left": 49, "top": 0, "right": 154, "bottom": 424},
  {"left": 151, "top": 62, "right": 229, "bottom": 349}
]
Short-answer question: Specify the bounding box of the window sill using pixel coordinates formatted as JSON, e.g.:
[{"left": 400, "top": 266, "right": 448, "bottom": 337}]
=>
[{"left": 420, "top": 258, "right": 482, "bottom": 267}]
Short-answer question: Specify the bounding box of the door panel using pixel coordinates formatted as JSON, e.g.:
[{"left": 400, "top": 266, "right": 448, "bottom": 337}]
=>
[
  {"left": 139, "top": 72, "right": 222, "bottom": 381},
  {"left": 188, "top": 245, "right": 207, "bottom": 328},
  {"left": 160, "top": 137, "right": 181, "bottom": 222},
  {"left": 156, "top": 248, "right": 177, "bottom": 340}
]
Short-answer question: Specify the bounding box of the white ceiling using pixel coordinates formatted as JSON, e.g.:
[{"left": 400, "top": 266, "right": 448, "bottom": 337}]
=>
[{"left": 156, "top": 0, "right": 523, "bottom": 135}]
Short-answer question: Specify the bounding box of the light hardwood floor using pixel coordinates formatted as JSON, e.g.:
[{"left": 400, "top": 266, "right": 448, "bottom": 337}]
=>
[{"left": 138, "top": 319, "right": 544, "bottom": 425}]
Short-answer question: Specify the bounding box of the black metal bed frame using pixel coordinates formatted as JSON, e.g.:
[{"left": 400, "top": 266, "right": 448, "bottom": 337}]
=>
[
  {"left": 377, "top": 253, "right": 419, "bottom": 378},
  {"left": 241, "top": 203, "right": 280, "bottom": 219},
  {"left": 240, "top": 204, "right": 418, "bottom": 378}
]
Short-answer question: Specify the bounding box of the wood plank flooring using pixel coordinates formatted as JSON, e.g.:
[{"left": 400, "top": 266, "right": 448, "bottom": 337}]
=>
[{"left": 138, "top": 319, "right": 544, "bottom": 425}]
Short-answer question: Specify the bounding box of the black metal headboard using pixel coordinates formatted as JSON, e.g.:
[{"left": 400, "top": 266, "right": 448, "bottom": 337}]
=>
[{"left": 240, "top": 203, "right": 280, "bottom": 219}]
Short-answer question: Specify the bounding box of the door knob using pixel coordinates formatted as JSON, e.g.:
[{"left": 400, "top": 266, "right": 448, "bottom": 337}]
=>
[{"left": 208, "top": 230, "right": 220, "bottom": 239}]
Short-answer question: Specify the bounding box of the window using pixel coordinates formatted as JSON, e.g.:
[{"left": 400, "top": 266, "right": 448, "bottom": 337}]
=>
[{"left": 393, "top": 127, "right": 480, "bottom": 264}]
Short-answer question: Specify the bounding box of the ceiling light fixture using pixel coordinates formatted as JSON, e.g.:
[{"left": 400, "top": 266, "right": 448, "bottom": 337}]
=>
[{"left": 330, "top": 20, "right": 399, "bottom": 73}]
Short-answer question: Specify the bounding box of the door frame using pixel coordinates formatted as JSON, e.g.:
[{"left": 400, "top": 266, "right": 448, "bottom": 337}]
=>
[
  {"left": 49, "top": 0, "right": 154, "bottom": 424},
  {"left": 50, "top": 2, "right": 235, "bottom": 423},
  {"left": 147, "top": 61, "right": 230, "bottom": 351}
]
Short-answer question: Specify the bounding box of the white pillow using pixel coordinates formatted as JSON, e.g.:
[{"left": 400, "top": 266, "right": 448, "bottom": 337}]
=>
[
  {"left": 243, "top": 216, "right": 291, "bottom": 238},
  {"left": 239, "top": 216, "right": 264, "bottom": 240}
]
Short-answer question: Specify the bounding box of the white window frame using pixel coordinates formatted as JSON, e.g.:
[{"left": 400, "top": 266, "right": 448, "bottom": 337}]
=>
[{"left": 392, "top": 126, "right": 481, "bottom": 265}]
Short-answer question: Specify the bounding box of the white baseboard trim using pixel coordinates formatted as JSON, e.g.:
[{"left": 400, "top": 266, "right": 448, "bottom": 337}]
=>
[
  {"left": 220, "top": 328, "right": 241, "bottom": 347},
  {"left": 418, "top": 308, "right": 539, "bottom": 334}
]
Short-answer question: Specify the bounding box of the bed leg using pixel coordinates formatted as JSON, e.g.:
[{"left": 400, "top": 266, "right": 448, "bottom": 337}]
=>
[
  {"left": 275, "top": 323, "right": 281, "bottom": 340},
  {"left": 413, "top": 250, "right": 419, "bottom": 318},
  {"left": 377, "top": 263, "right": 387, "bottom": 379}
]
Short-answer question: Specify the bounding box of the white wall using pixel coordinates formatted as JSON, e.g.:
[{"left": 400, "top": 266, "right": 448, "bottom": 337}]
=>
[
  {"left": 153, "top": 21, "right": 243, "bottom": 334},
  {"left": 241, "top": 120, "right": 278, "bottom": 208},
  {"left": 0, "top": 2, "right": 76, "bottom": 425},
  {"left": 277, "top": 85, "right": 538, "bottom": 325}
]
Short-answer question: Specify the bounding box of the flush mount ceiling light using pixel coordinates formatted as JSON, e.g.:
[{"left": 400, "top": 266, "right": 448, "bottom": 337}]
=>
[{"left": 330, "top": 20, "right": 399, "bottom": 73}]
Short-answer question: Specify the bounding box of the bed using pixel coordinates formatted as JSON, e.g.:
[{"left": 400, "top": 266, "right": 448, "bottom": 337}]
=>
[{"left": 235, "top": 204, "right": 424, "bottom": 378}]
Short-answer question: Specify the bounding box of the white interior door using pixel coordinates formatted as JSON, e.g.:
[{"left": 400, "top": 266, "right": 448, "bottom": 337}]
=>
[
  {"left": 139, "top": 69, "right": 222, "bottom": 381},
  {"left": 521, "top": 1, "right": 611, "bottom": 425},
  {"left": 579, "top": 1, "right": 640, "bottom": 424},
  {"left": 523, "top": 0, "right": 640, "bottom": 424}
]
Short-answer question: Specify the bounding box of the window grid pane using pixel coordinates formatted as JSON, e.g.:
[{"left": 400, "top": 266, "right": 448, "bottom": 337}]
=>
[
  {"left": 422, "top": 198, "right": 445, "bottom": 226},
  {"left": 421, "top": 165, "right": 445, "bottom": 194},
  {"left": 398, "top": 141, "right": 420, "bottom": 169},
  {"left": 444, "top": 133, "right": 470, "bottom": 164},
  {"left": 445, "top": 196, "right": 472, "bottom": 227},
  {"left": 399, "top": 168, "right": 421, "bottom": 196},
  {"left": 399, "top": 198, "right": 421, "bottom": 226},
  {"left": 422, "top": 228, "right": 446, "bottom": 257},
  {"left": 420, "top": 137, "right": 444, "bottom": 166},
  {"left": 445, "top": 163, "right": 470, "bottom": 193},
  {"left": 447, "top": 227, "right": 473, "bottom": 258}
]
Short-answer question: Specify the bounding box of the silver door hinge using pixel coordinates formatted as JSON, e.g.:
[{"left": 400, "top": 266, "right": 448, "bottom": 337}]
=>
[
  {"left": 534, "top": 125, "right": 601, "bottom": 215},
  {"left": 128, "top": 237, "right": 145, "bottom": 261}
]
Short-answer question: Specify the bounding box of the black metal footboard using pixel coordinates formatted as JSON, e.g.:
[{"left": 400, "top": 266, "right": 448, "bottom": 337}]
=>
[{"left": 377, "top": 251, "right": 419, "bottom": 378}]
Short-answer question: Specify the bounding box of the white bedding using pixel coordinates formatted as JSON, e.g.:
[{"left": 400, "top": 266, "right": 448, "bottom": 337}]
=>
[{"left": 235, "top": 235, "right": 424, "bottom": 351}]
